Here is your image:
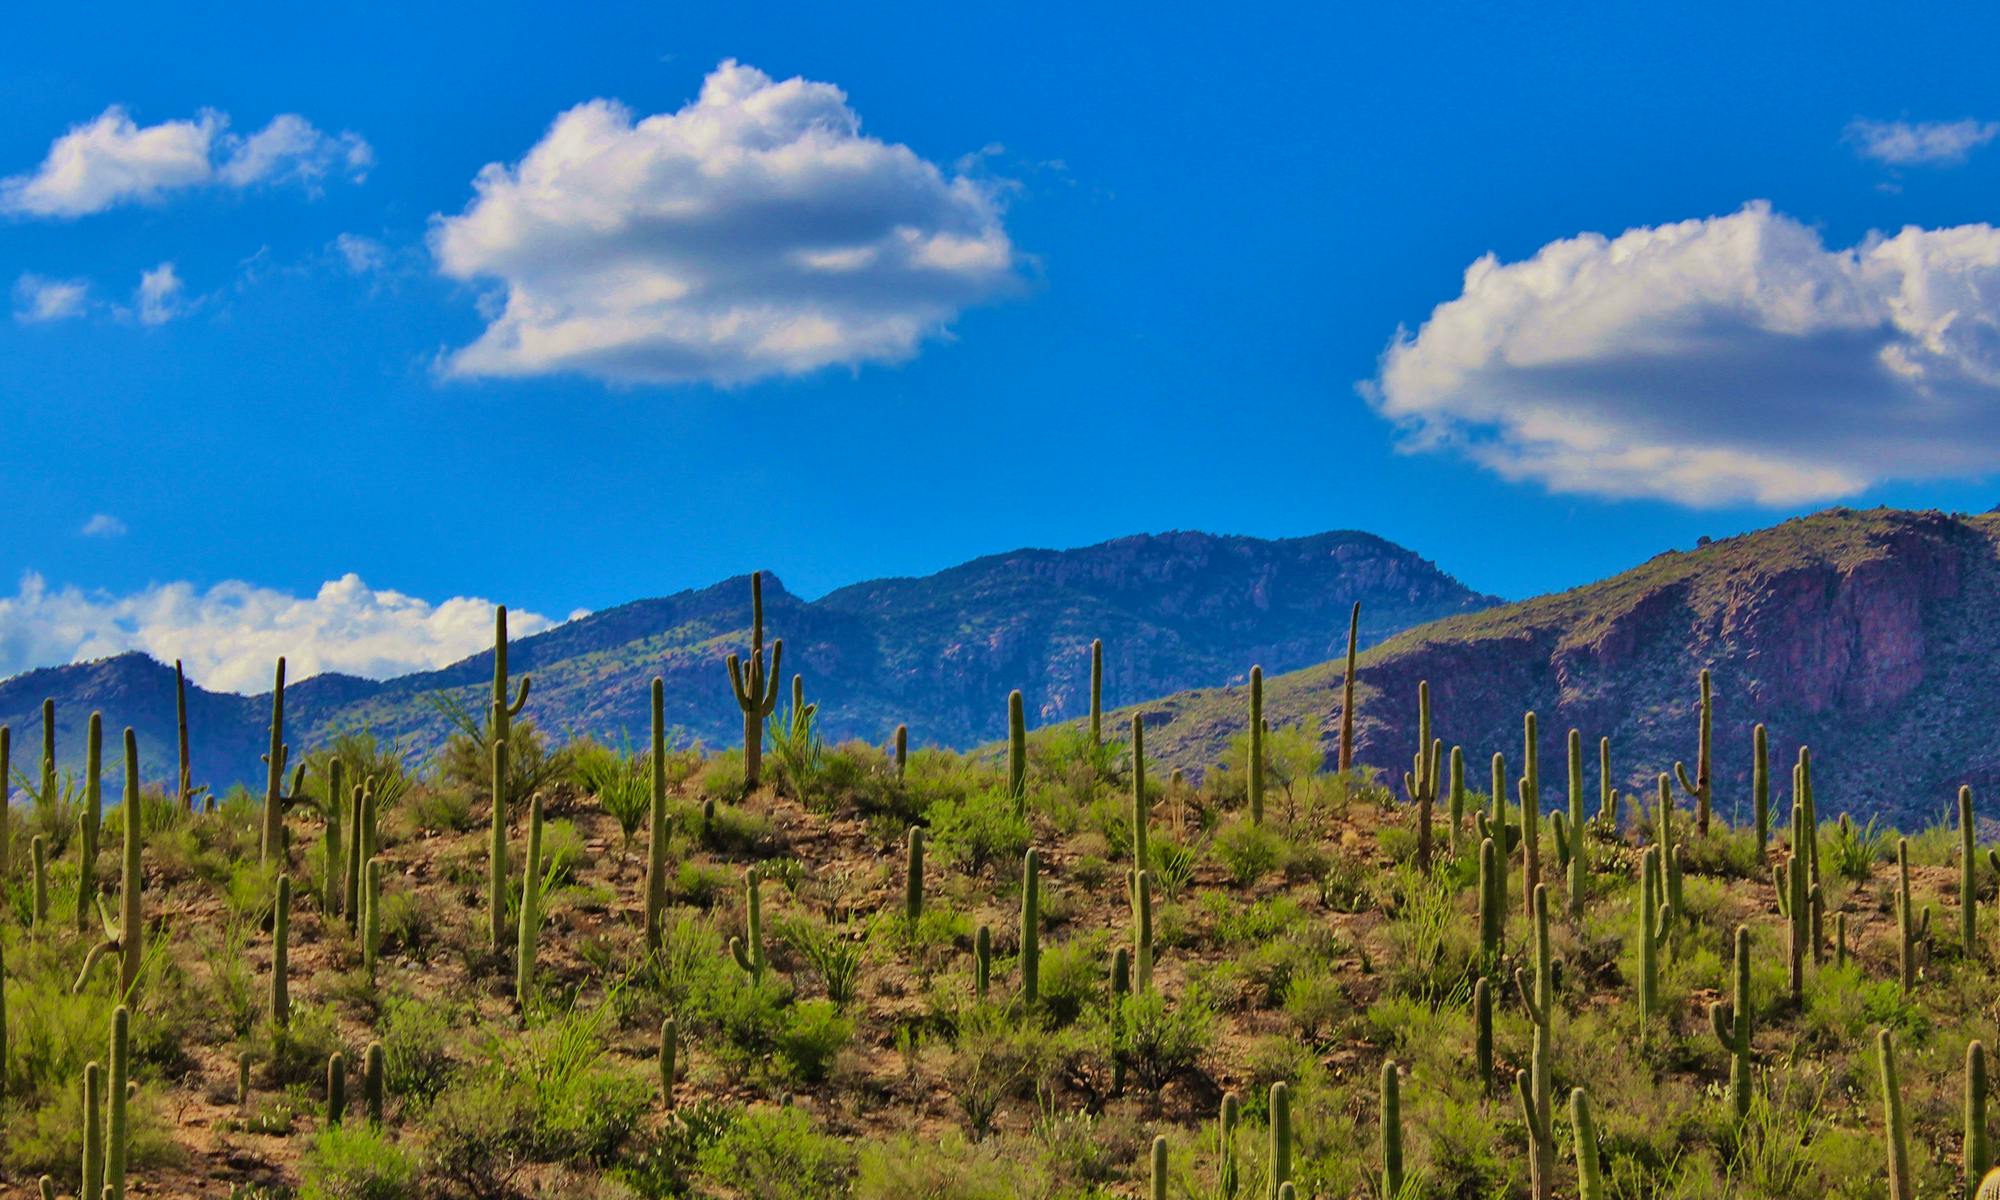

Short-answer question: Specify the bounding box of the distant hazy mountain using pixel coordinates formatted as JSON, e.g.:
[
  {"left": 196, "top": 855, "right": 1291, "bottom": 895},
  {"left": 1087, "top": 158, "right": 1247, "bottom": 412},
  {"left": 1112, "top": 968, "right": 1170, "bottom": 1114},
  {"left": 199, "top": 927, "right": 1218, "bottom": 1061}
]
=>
[
  {"left": 0, "top": 529, "right": 1493, "bottom": 791},
  {"left": 1124, "top": 507, "right": 2000, "bottom": 827}
]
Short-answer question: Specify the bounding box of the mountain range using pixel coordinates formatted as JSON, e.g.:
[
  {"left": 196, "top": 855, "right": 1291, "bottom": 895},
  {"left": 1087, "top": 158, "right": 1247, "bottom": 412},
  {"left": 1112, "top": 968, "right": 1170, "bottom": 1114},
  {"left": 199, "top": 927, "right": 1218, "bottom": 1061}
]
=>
[{"left": 0, "top": 529, "right": 1492, "bottom": 793}]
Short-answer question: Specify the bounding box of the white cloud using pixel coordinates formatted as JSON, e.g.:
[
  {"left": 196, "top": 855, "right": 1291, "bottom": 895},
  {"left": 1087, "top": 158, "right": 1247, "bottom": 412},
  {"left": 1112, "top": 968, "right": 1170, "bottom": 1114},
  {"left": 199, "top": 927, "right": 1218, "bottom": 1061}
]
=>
[
  {"left": 333, "top": 233, "right": 387, "bottom": 274},
  {"left": 430, "top": 59, "right": 1019, "bottom": 386},
  {"left": 12, "top": 274, "right": 89, "bottom": 323},
  {"left": 0, "top": 572, "right": 564, "bottom": 694},
  {"left": 135, "top": 262, "right": 185, "bottom": 325},
  {"left": 1367, "top": 202, "right": 2000, "bottom": 506},
  {"left": 80, "top": 514, "right": 127, "bottom": 538},
  {"left": 1847, "top": 118, "right": 2000, "bottom": 166},
  {"left": 0, "top": 106, "right": 371, "bottom": 218}
]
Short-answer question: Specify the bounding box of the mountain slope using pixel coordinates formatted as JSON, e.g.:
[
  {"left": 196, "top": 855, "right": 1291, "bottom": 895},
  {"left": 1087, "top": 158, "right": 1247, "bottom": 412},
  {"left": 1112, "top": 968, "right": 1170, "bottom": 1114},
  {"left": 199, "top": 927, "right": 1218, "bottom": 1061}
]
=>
[
  {"left": 0, "top": 528, "right": 1491, "bottom": 790},
  {"left": 1125, "top": 507, "right": 2000, "bottom": 826}
]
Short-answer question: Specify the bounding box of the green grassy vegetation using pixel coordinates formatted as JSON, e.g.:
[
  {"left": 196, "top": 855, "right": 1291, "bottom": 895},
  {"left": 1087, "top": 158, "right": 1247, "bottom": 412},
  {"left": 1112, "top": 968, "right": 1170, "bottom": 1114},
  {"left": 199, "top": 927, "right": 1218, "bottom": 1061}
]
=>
[{"left": 10, "top": 572, "right": 2000, "bottom": 1197}]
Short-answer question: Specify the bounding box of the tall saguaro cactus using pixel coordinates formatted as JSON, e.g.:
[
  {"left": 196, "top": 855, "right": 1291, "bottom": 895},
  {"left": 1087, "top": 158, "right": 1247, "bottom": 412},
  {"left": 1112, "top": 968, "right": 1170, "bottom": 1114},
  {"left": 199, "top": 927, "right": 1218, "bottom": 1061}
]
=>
[
  {"left": 76, "top": 729, "right": 145, "bottom": 1000},
  {"left": 1551, "top": 728, "right": 1587, "bottom": 917},
  {"left": 1268, "top": 1080, "right": 1292, "bottom": 1199},
  {"left": 78, "top": 711, "right": 101, "bottom": 934},
  {"left": 1775, "top": 796, "right": 1816, "bottom": 1004},
  {"left": 1572, "top": 1088, "right": 1606, "bottom": 1200},
  {"left": 729, "top": 866, "right": 765, "bottom": 981},
  {"left": 1338, "top": 602, "right": 1360, "bottom": 774},
  {"left": 725, "top": 572, "right": 782, "bottom": 792},
  {"left": 1520, "top": 713, "right": 1541, "bottom": 920},
  {"left": 1514, "top": 884, "right": 1554, "bottom": 1197},
  {"left": 1007, "top": 690, "right": 1028, "bottom": 814},
  {"left": 644, "top": 678, "right": 670, "bottom": 952},
  {"left": 1675, "top": 668, "right": 1713, "bottom": 835},
  {"left": 1962, "top": 786, "right": 1980, "bottom": 959},
  {"left": 1881, "top": 1029, "right": 1913, "bottom": 1200},
  {"left": 1709, "top": 924, "right": 1753, "bottom": 1122},
  {"left": 1637, "top": 846, "right": 1672, "bottom": 1029},
  {"left": 1380, "top": 1059, "right": 1403, "bottom": 1199},
  {"left": 106, "top": 1004, "right": 130, "bottom": 1199},
  {"left": 1089, "top": 639, "right": 1104, "bottom": 750},
  {"left": 1131, "top": 715, "right": 1150, "bottom": 874},
  {"left": 1752, "top": 723, "right": 1770, "bottom": 856},
  {"left": 1969, "top": 1040, "right": 1991, "bottom": 1195},
  {"left": 1896, "top": 838, "right": 1930, "bottom": 993},
  {"left": 259, "top": 659, "right": 313, "bottom": 864},
  {"left": 1021, "top": 848, "right": 1041, "bottom": 1006},
  {"left": 517, "top": 793, "right": 544, "bottom": 1009},
  {"left": 1248, "top": 666, "right": 1265, "bottom": 825},
  {"left": 489, "top": 607, "right": 532, "bottom": 953}
]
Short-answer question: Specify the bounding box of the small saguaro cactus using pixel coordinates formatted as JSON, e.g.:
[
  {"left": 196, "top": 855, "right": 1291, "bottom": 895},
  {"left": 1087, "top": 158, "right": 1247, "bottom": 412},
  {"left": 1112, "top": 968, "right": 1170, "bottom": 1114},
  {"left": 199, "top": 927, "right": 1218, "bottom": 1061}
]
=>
[
  {"left": 1799, "top": 747, "right": 1824, "bottom": 959},
  {"left": 1021, "top": 848, "right": 1041, "bottom": 1006},
  {"left": 1572, "top": 1088, "right": 1606, "bottom": 1200},
  {"left": 1550, "top": 728, "right": 1587, "bottom": 917},
  {"left": 1752, "top": 723, "right": 1770, "bottom": 856},
  {"left": 82, "top": 1059, "right": 104, "bottom": 1200},
  {"left": 517, "top": 793, "right": 545, "bottom": 1009},
  {"left": 78, "top": 711, "right": 101, "bottom": 935},
  {"left": 1882, "top": 1028, "right": 1913, "bottom": 1200},
  {"left": 1447, "top": 746, "right": 1466, "bottom": 855},
  {"left": 1487, "top": 752, "right": 1510, "bottom": 932},
  {"left": 1381, "top": 1059, "right": 1403, "bottom": 1198},
  {"left": 729, "top": 866, "right": 765, "bottom": 981},
  {"left": 1896, "top": 838, "right": 1931, "bottom": 993},
  {"left": 1969, "top": 1040, "right": 1990, "bottom": 1194},
  {"left": 258, "top": 659, "right": 316, "bottom": 865},
  {"left": 1675, "top": 667, "right": 1713, "bottom": 835},
  {"left": 1089, "top": 638, "right": 1104, "bottom": 750},
  {"left": 1515, "top": 1063, "right": 1552, "bottom": 1200},
  {"left": 271, "top": 874, "right": 292, "bottom": 1029},
  {"left": 644, "top": 678, "right": 670, "bottom": 952},
  {"left": 905, "top": 827, "right": 925, "bottom": 926},
  {"left": 1597, "top": 735, "right": 1619, "bottom": 829},
  {"left": 1007, "top": 690, "right": 1027, "bottom": 814},
  {"left": 1134, "top": 869, "right": 1155, "bottom": 992},
  {"left": 1268, "top": 1080, "right": 1292, "bottom": 1199},
  {"left": 1637, "top": 846, "right": 1672, "bottom": 1028},
  {"left": 1406, "top": 736, "right": 1442, "bottom": 874},
  {"left": 1962, "top": 786, "right": 1980, "bottom": 959},
  {"left": 107, "top": 1004, "right": 129, "bottom": 1199},
  {"left": 974, "top": 924, "right": 991, "bottom": 998},
  {"left": 1477, "top": 837, "right": 1503, "bottom": 966},
  {"left": 1338, "top": 601, "right": 1360, "bottom": 774},
  {"left": 1218, "top": 1091, "right": 1241, "bottom": 1199},
  {"left": 237, "top": 1051, "right": 251, "bottom": 1107},
  {"left": 1248, "top": 666, "right": 1265, "bottom": 825},
  {"left": 1150, "top": 1134, "right": 1167, "bottom": 1200},
  {"left": 30, "top": 835, "right": 46, "bottom": 926},
  {"left": 1474, "top": 976, "right": 1493, "bottom": 1087},
  {"left": 364, "top": 1040, "right": 386, "bottom": 1125},
  {"left": 327, "top": 1051, "right": 346, "bottom": 1126},
  {"left": 1131, "top": 715, "right": 1150, "bottom": 874},
  {"left": 726, "top": 573, "right": 782, "bottom": 792},
  {"left": 39, "top": 698, "right": 56, "bottom": 825},
  {"left": 1652, "top": 773, "right": 1685, "bottom": 919},
  {"left": 893, "top": 724, "right": 908, "bottom": 779},
  {"left": 173, "top": 659, "right": 206, "bottom": 813},
  {"left": 361, "top": 858, "right": 382, "bottom": 982},
  {"left": 76, "top": 729, "right": 145, "bottom": 1000},
  {"left": 660, "top": 1018, "right": 677, "bottom": 1109},
  {"left": 1520, "top": 712, "right": 1541, "bottom": 920},
  {"left": 1709, "top": 924, "right": 1754, "bottom": 1122}
]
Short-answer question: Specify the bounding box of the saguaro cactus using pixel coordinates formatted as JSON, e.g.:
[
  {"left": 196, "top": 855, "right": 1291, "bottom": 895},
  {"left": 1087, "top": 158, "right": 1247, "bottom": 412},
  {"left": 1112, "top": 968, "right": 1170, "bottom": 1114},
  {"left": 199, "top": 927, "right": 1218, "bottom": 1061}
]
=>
[
  {"left": 1572, "top": 1088, "right": 1606, "bottom": 1200},
  {"left": 974, "top": 924, "right": 991, "bottom": 998},
  {"left": 1268, "top": 1080, "right": 1292, "bottom": 1199},
  {"left": 1487, "top": 752, "right": 1509, "bottom": 929},
  {"left": 1338, "top": 601, "right": 1360, "bottom": 774},
  {"left": 1405, "top": 733, "right": 1442, "bottom": 873},
  {"left": 487, "top": 607, "right": 532, "bottom": 954},
  {"left": 1089, "top": 638, "right": 1104, "bottom": 750},
  {"left": 1131, "top": 715, "right": 1150, "bottom": 874},
  {"left": 1007, "top": 690, "right": 1027, "bottom": 814},
  {"left": 659, "top": 1017, "right": 677, "bottom": 1109},
  {"left": 364, "top": 1040, "right": 386, "bottom": 1126},
  {"left": 1551, "top": 728, "right": 1587, "bottom": 917},
  {"left": 1021, "top": 849, "right": 1041, "bottom": 1006},
  {"left": 729, "top": 866, "right": 765, "bottom": 981},
  {"left": 1882, "top": 1029, "right": 1913, "bottom": 1200},
  {"left": 1134, "top": 869, "right": 1155, "bottom": 992},
  {"left": 79, "top": 711, "right": 101, "bottom": 934},
  {"left": 106, "top": 1004, "right": 129, "bottom": 1199},
  {"left": 1514, "top": 885, "right": 1554, "bottom": 1194},
  {"left": 259, "top": 659, "right": 314, "bottom": 865},
  {"left": 271, "top": 874, "right": 292, "bottom": 1029},
  {"left": 174, "top": 658, "right": 205, "bottom": 813},
  {"left": 1799, "top": 748, "right": 1823, "bottom": 960},
  {"left": 1675, "top": 668, "right": 1713, "bottom": 835},
  {"left": 1963, "top": 786, "right": 1980, "bottom": 959},
  {"left": 322, "top": 759, "right": 344, "bottom": 918},
  {"left": 1218, "top": 1091, "right": 1241, "bottom": 1199},
  {"left": 1970, "top": 1040, "right": 1990, "bottom": 1194},
  {"left": 1477, "top": 837, "right": 1503, "bottom": 967},
  {"left": 82, "top": 1060, "right": 104, "bottom": 1200},
  {"left": 1381, "top": 1059, "right": 1403, "bottom": 1198},
  {"left": 327, "top": 1051, "right": 346, "bottom": 1126},
  {"left": 1520, "top": 713, "right": 1541, "bottom": 920},
  {"left": 726, "top": 573, "right": 782, "bottom": 791},
  {"left": 362, "top": 859, "right": 381, "bottom": 982},
  {"left": 517, "top": 793, "right": 544, "bottom": 1009},
  {"left": 1248, "top": 666, "right": 1265, "bottom": 825},
  {"left": 905, "top": 827, "right": 925, "bottom": 926},
  {"left": 76, "top": 730, "right": 145, "bottom": 999},
  {"left": 30, "top": 835, "right": 46, "bottom": 926},
  {"left": 1709, "top": 925, "right": 1753, "bottom": 1122},
  {"left": 1150, "top": 1134, "right": 1168, "bottom": 1200},
  {"left": 1752, "top": 724, "right": 1770, "bottom": 856},
  {"left": 894, "top": 724, "right": 908, "bottom": 779},
  {"left": 1896, "top": 838, "right": 1931, "bottom": 993},
  {"left": 1474, "top": 976, "right": 1493, "bottom": 1087},
  {"left": 1775, "top": 802, "right": 1815, "bottom": 1004},
  {"left": 644, "top": 678, "right": 670, "bottom": 952},
  {"left": 1597, "top": 736, "right": 1618, "bottom": 829},
  {"left": 1447, "top": 746, "right": 1466, "bottom": 855},
  {"left": 1515, "top": 1064, "right": 1552, "bottom": 1200},
  {"left": 1638, "top": 847, "right": 1672, "bottom": 1028}
]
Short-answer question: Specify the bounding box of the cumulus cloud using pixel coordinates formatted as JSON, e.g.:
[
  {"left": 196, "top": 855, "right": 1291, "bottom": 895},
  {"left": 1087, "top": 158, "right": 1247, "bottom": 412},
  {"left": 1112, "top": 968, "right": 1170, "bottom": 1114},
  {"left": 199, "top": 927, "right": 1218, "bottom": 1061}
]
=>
[
  {"left": 1847, "top": 118, "right": 1999, "bottom": 166},
  {"left": 1367, "top": 202, "right": 2000, "bottom": 505},
  {"left": 80, "top": 514, "right": 127, "bottom": 538},
  {"left": 430, "top": 59, "right": 1019, "bottom": 386},
  {"left": 0, "top": 105, "right": 371, "bottom": 218},
  {"left": 0, "top": 572, "right": 565, "bottom": 694},
  {"left": 12, "top": 274, "right": 89, "bottom": 323},
  {"left": 134, "top": 262, "right": 185, "bottom": 325}
]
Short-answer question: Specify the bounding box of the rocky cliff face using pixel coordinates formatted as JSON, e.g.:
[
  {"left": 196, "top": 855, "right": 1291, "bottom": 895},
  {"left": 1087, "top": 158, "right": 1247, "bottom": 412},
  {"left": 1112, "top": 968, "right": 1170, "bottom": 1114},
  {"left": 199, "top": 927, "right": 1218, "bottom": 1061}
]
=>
[
  {"left": 1131, "top": 508, "right": 2000, "bottom": 826},
  {"left": 0, "top": 528, "right": 1492, "bottom": 790}
]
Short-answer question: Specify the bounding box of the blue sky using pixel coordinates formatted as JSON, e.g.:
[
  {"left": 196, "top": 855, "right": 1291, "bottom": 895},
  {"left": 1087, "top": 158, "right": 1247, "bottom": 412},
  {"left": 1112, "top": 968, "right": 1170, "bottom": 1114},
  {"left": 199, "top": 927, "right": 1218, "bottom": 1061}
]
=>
[{"left": 6, "top": 1, "right": 2000, "bottom": 691}]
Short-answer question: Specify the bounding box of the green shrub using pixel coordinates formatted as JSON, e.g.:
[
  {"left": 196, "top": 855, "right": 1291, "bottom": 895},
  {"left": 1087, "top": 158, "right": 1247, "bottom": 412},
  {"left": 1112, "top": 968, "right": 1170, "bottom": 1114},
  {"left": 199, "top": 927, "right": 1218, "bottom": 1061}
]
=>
[
  {"left": 380, "top": 991, "right": 458, "bottom": 1104},
  {"left": 855, "top": 1130, "right": 1042, "bottom": 1199},
  {"left": 930, "top": 788, "right": 1030, "bottom": 875},
  {"left": 697, "top": 1105, "right": 855, "bottom": 1200},
  {"left": 301, "top": 1124, "right": 418, "bottom": 1200},
  {"left": 777, "top": 998, "right": 853, "bottom": 1084},
  {"left": 1214, "top": 816, "right": 1283, "bottom": 886}
]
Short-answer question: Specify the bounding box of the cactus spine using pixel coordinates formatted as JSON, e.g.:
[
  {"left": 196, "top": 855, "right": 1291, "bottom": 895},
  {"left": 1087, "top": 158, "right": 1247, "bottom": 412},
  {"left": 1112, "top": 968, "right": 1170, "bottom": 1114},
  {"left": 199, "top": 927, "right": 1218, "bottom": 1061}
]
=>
[
  {"left": 1021, "top": 848, "right": 1041, "bottom": 1006},
  {"left": 1572, "top": 1088, "right": 1606, "bottom": 1200},
  {"left": 1007, "top": 689, "right": 1027, "bottom": 815},
  {"left": 1520, "top": 713, "right": 1541, "bottom": 919},
  {"left": 725, "top": 574, "right": 782, "bottom": 793},
  {"left": 1248, "top": 666, "right": 1265, "bottom": 825},
  {"left": 1882, "top": 1028, "right": 1912, "bottom": 1200},
  {"left": 327, "top": 1051, "right": 346, "bottom": 1126},
  {"left": 271, "top": 874, "right": 291, "bottom": 1028},
  {"left": 364, "top": 1040, "right": 385, "bottom": 1125},
  {"left": 1963, "top": 785, "right": 1979, "bottom": 959},
  {"left": 517, "top": 793, "right": 543, "bottom": 1008},
  {"left": 1638, "top": 846, "right": 1671, "bottom": 1028},
  {"left": 1674, "top": 668, "right": 1713, "bottom": 835},
  {"left": 1338, "top": 601, "right": 1360, "bottom": 774},
  {"left": 1132, "top": 714, "right": 1150, "bottom": 874},
  {"left": 1381, "top": 1059, "right": 1403, "bottom": 1198},
  {"left": 106, "top": 1004, "right": 128, "bottom": 1199},
  {"left": 729, "top": 866, "right": 764, "bottom": 981},
  {"left": 489, "top": 607, "right": 531, "bottom": 953},
  {"left": 905, "top": 827, "right": 924, "bottom": 926},
  {"left": 1268, "top": 1080, "right": 1291, "bottom": 1199},
  {"left": 1971, "top": 1040, "right": 1991, "bottom": 1194},
  {"left": 643, "top": 677, "right": 670, "bottom": 952},
  {"left": 1897, "top": 837, "right": 1930, "bottom": 993},
  {"left": 1089, "top": 638, "right": 1104, "bottom": 749},
  {"left": 1752, "top": 723, "right": 1769, "bottom": 856},
  {"left": 1709, "top": 924, "right": 1753, "bottom": 1122}
]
